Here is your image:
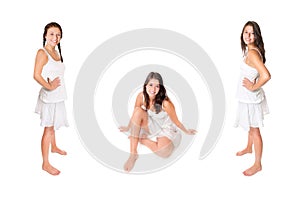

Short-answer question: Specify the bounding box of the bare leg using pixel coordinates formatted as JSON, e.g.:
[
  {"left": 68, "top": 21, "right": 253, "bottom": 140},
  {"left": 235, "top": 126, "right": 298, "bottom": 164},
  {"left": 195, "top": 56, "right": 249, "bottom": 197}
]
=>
[
  {"left": 51, "top": 130, "right": 67, "bottom": 155},
  {"left": 243, "top": 127, "right": 263, "bottom": 176},
  {"left": 236, "top": 130, "right": 253, "bottom": 156},
  {"left": 41, "top": 127, "right": 60, "bottom": 175},
  {"left": 123, "top": 107, "right": 148, "bottom": 172},
  {"left": 140, "top": 137, "right": 174, "bottom": 158}
]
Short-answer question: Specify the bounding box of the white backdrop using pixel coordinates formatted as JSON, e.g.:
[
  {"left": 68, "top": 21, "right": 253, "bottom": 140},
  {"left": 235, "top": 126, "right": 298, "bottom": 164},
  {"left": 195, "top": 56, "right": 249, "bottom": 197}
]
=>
[{"left": 1, "top": 0, "right": 299, "bottom": 199}]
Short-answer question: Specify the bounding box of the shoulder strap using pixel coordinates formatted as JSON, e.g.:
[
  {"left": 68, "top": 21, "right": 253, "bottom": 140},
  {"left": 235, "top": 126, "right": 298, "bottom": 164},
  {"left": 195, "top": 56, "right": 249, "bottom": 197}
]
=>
[{"left": 42, "top": 48, "right": 51, "bottom": 60}]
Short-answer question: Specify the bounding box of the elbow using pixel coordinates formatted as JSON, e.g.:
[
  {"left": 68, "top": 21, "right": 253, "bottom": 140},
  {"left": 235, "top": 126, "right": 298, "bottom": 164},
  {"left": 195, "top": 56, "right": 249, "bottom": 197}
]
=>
[
  {"left": 266, "top": 73, "right": 271, "bottom": 82},
  {"left": 33, "top": 71, "right": 42, "bottom": 82},
  {"left": 33, "top": 73, "right": 39, "bottom": 82},
  {"left": 175, "top": 122, "right": 183, "bottom": 128},
  {"left": 263, "top": 72, "right": 271, "bottom": 82}
]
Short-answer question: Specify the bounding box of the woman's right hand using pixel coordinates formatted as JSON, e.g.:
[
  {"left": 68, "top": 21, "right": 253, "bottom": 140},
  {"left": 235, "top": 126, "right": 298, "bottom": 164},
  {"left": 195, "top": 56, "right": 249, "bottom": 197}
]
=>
[{"left": 119, "top": 126, "right": 129, "bottom": 132}]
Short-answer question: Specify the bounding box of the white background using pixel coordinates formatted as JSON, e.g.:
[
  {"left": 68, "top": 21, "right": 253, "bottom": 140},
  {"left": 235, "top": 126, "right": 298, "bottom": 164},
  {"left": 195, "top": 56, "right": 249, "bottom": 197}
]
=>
[{"left": 1, "top": 0, "right": 299, "bottom": 199}]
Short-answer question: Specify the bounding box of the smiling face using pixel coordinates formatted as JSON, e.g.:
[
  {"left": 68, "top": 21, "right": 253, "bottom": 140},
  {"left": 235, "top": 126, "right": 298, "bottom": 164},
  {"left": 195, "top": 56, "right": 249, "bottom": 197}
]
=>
[
  {"left": 243, "top": 25, "right": 255, "bottom": 46},
  {"left": 146, "top": 78, "right": 160, "bottom": 99},
  {"left": 45, "top": 27, "right": 62, "bottom": 47}
]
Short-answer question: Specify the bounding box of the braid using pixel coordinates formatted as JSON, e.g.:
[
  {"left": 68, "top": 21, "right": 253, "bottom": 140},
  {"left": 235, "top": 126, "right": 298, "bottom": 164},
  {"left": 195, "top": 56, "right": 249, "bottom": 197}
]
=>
[{"left": 58, "top": 43, "right": 63, "bottom": 63}]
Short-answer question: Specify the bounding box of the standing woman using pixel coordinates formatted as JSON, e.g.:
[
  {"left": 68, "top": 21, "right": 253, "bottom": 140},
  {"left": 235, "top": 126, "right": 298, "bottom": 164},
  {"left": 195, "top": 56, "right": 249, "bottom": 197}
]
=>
[
  {"left": 34, "top": 22, "right": 68, "bottom": 175},
  {"left": 234, "top": 21, "right": 271, "bottom": 176}
]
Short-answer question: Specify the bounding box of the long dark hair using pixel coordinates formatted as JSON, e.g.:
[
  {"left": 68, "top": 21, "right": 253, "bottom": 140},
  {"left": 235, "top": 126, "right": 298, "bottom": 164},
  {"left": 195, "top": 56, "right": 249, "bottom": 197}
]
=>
[
  {"left": 43, "top": 22, "right": 63, "bottom": 62},
  {"left": 240, "top": 21, "right": 266, "bottom": 63},
  {"left": 143, "top": 72, "right": 169, "bottom": 113}
]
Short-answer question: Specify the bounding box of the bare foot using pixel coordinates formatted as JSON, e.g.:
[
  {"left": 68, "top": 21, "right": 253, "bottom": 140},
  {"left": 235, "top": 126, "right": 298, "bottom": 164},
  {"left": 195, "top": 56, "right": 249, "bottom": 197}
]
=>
[
  {"left": 124, "top": 154, "right": 138, "bottom": 172},
  {"left": 236, "top": 148, "right": 252, "bottom": 156},
  {"left": 119, "top": 126, "right": 129, "bottom": 132},
  {"left": 243, "top": 164, "right": 262, "bottom": 176},
  {"left": 51, "top": 147, "right": 67, "bottom": 155},
  {"left": 42, "top": 163, "right": 60, "bottom": 176}
]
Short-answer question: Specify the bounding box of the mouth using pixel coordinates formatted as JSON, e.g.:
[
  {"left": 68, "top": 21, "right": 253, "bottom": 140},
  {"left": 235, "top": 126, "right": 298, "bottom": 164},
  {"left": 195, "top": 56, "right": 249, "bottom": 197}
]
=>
[{"left": 50, "top": 40, "right": 57, "bottom": 44}]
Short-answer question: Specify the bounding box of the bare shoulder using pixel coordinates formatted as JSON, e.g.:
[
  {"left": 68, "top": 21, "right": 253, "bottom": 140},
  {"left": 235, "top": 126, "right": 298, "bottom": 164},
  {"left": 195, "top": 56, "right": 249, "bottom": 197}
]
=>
[
  {"left": 135, "top": 92, "right": 144, "bottom": 105},
  {"left": 163, "top": 98, "right": 174, "bottom": 109},
  {"left": 36, "top": 48, "right": 47, "bottom": 57},
  {"left": 137, "top": 92, "right": 143, "bottom": 99},
  {"left": 247, "top": 49, "right": 262, "bottom": 62},
  {"left": 34, "top": 49, "right": 48, "bottom": 75},
  {"left": 246, "top": 49, "right": 263, "bottom": 68},
  {"left": 35, "top": 48, "right": 48, "bottom": 62}
]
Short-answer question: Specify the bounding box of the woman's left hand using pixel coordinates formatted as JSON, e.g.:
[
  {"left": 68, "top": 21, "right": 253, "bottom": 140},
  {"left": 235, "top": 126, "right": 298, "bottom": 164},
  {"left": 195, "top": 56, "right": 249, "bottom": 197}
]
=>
[{"left": 185, "top": 129, "right": 197, "bottom": 135}]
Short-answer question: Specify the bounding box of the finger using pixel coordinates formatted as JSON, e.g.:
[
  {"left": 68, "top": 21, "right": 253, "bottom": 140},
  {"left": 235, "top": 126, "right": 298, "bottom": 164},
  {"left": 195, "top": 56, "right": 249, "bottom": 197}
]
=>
[{"left": 53, "top": 77, "right": 60, "bottom": 82}]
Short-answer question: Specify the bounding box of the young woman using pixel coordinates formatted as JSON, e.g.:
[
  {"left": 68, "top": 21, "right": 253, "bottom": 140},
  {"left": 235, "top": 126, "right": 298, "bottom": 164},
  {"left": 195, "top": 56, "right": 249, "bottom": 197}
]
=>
[
  {"left": 119, "top": 72, "right": 196, "bottom": 172},
  {"left": 234, "top": 21, "right": 271, "bottom": 176},
  {"left": 34, "top": 22, "right": 68, "bottom": 175}
]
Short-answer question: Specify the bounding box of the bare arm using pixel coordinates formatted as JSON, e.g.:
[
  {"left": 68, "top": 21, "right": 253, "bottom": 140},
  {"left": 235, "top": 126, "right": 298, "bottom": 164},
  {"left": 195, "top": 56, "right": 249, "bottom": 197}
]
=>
[
  {"left": 243, "top": 49, "right": 271, "bottom": 91},
  {"left": 134, "top": 92, "right": 144, "bottom": 108},
  {"left": 119, "top": 92, "right": 144, "bottom": 132},
  {"left": 163, "top": 100, "right": 196, "bottom": 135},
  {"left": 33, "top": 49, "right": 60, "bottom": 90}
]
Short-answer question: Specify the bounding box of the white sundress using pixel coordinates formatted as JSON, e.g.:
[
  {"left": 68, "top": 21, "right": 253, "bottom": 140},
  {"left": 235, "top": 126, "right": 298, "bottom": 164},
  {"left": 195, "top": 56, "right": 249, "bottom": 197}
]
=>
[
  {"left": 139, "top": 97, "right": 182, "bottom": 148},
  {"left": 35, "top": 48, "right": 69, "bottom": 130},
  {"left": 234, "top": 49, "right": 269, "bottom": 131},
  {"left": 145, "top": 108, "right": 182, "bottom": 148}
]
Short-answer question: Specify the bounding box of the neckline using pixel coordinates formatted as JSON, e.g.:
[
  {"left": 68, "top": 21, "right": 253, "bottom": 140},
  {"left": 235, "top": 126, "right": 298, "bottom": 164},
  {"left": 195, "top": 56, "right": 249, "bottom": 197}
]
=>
[{"left": 43, "top": 48, "right": 61, "bottom": 62}]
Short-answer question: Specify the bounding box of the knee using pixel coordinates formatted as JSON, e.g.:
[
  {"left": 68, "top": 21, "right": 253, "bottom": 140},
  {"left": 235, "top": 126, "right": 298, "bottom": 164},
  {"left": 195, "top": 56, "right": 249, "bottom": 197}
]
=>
[
  {"left": 132, "top": 107, "right": 146, "bottom": 118},
  {"left": 252, "top": 128, "right": 261, "bottom": 140},
  {"left": 159, "top": 151, "right": 172, "bottom": 158},
  {"left": 250, "top": 128, "right": 261, "bottom": 137},
  {"left": 157, "top": 150, "right": 172, "bottom": 158},
  {"left": 156, "top": 143, "right": 174, "bottom": 158},
  {"left": 44, "top": 127, "right": 54, "bottom": 135}
]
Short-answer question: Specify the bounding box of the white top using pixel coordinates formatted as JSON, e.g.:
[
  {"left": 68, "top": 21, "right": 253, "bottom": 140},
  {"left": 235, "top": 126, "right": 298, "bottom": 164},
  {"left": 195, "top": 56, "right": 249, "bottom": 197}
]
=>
[
  {"left": 141, "top": 95, "right": 179, "bottom": 140},
  {"left": 147, "top": 109, "right": 178, "bottom": 137},
  {"left": 38, "top": 48, "right": 67, "bottom": 103},
  {"left": 236, "top": 49, "right": 265, "bottom": 103}
]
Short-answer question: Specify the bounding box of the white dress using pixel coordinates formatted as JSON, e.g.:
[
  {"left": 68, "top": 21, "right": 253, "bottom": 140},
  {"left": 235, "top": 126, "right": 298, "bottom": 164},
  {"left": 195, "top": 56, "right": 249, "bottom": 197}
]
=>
[
  {"left": 234, "top": 49, "right": 269, "bottom": 131},
  {"left": 146, "top": 108, "right": 182, "bottom": 147},
  {"left": 140, "top": 98, "right": 182, "bottom": 148},
  {"left": 35, "top": 48, "right": 69, "bottom": 130}
]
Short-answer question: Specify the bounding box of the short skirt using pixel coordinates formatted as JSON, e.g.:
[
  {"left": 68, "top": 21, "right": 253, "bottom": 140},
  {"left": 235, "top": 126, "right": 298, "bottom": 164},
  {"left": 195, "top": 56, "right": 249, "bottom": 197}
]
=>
[
  {"left": 35, "top": 97, "right": 69, "bottom": 130},
  {"left": 139, "top": 110, "right": 182, "bottom": 148},
  {"left": 234, "top": 97, "right": 269, "bottom": 131}
]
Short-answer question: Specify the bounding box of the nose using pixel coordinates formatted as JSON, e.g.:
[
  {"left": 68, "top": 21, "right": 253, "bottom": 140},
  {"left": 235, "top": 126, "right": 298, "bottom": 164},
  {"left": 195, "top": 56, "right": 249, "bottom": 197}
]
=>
[{"left": 152, "top": 86, "right": 156, "bottom": 92}]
